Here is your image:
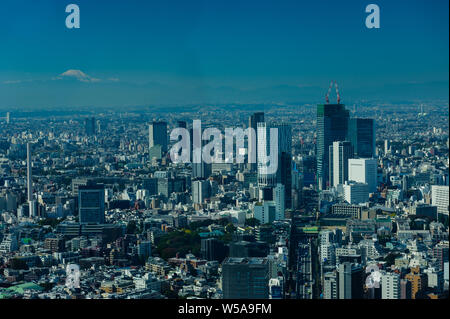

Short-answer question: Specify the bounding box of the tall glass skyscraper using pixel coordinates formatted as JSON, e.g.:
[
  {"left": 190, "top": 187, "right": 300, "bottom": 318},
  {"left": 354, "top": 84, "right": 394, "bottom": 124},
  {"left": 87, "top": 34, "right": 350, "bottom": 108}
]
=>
[
  {"left": 347, "top": 118, "right": 376, "bottom": 158},
  {"left": 84, "top": 117, "right": 96, "bottom": 136},
  {"left": 248, "top": 112, "right": 265, "bottom": 172},
  {"left": 257, "top": 122, "right": 292, "bottom": 209},
  {"left": 316, "top": 104, "right": 350, "bottom": 190},
  {"left": 78, "top": 183, "right": 105, "bottom": 224},
  {"left": 149, "top": 121, "right": 168, "bottom": 153},
  {"left": 329, "top": 141, "right": 353, "bottom": 188}
]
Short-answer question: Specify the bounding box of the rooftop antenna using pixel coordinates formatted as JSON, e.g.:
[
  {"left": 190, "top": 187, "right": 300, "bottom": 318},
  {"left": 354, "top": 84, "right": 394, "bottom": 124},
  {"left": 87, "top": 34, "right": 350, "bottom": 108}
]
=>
[
  {"left": 334, "top": 81, "right": 341, "bottom": 104},
  {"left": 325, "top": 81, "right": 341, "bottom": 104},
  {"left": 325, "top": 81, "right": 333, "bottom": 104}
]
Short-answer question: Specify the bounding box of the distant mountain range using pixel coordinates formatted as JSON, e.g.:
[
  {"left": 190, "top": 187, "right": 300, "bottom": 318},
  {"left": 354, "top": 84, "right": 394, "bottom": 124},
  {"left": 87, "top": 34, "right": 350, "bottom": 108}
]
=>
[{"left": 1, "top": 76, "right": 448, "bottom": 110}]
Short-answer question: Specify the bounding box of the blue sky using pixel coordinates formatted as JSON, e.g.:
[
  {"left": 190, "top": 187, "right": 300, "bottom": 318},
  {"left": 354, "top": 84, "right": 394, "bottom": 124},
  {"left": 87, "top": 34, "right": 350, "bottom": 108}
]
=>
[{"left": 0, "top": 0, "right": 448, "bottom": 108}]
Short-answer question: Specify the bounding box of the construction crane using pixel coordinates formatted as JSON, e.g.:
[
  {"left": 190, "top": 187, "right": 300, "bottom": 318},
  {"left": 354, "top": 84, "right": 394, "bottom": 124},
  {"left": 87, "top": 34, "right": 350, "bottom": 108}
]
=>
[{"left": 325, "top": 81, "right": 341, "bottom": 104}]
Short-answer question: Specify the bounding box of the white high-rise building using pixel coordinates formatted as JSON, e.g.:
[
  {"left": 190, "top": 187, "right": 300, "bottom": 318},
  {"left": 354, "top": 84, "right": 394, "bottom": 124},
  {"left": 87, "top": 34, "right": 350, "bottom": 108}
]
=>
[
  {"left": 329, "top": 141, "right": 352, "bottom": 188},
  {"left": 431, "top": 185, "right": 449, "bottom": 216},
  {"left": 343, "top": 181, "right": 369, "bottom": 204},
  {"left": 323, "top": 272, "right": 338, "bottom": 299},
  {"left": 381, "top": 272, "right": 400, "bottom": 299},
  {"left": 348, "top": 158, "right": 377, "bottom": 193},
  {"left": 192, "top": 180, "right": 210, "bottom": 204}
]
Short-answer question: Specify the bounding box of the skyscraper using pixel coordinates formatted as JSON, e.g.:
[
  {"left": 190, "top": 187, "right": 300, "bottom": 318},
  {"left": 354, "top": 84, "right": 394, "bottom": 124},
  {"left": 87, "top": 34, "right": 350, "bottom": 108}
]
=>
[
  {"left": 190, "top": 126, "right": 212, "bottom": 180},
  {"left": 26, "top": 143, "right": 32, "bottom": 202},
  {"left": 316, "top": 103, "right": 350, "bottom": 190},
  {"left": 84, "top": 117, "right": 96, "bottom": 135},
  {"left": 257, "top": 122, "right": 292, "bottom": 209},
  {"left": 338, "top": 262, "right": 364, "bottom": 299},
  {"left": 431, "top": 185, "right": 449, "bottom": 217},
  {"left": 381, "top": 272, "right": 401, "bottom": 299},
  {"left": 343, "top": 181, "right": 369, "bottom": 204},
  {"left": 222, "top": 257, "right": 269, "bottom": 299},
  {"left": 348, "top": 158, "right": 378, "bottom": 193},
  {"left": 26, "top": 142, "right": 37, "bottom": 217},
  {"left": 177, "top": 120, "right": 187, "bottom": 129},
  {"left": 149, "top": 121, "right": 168, "bottom": 154},
  {"left": 323, "top": 271, "right": 338, "bottom": 299},
  {"left": 347, "top": 118, "right": 376, "bottom": 158},
  {"left": 273, "top": 183, "right": 285, "bottom": 220},
  {"left": 192, "top": 179, "right": 210, "bottom": 204},
  {"left": 329, "top": 141, "right": 353, "bottom": 188},
  {"left": 78, "top": 183, "right": 105, "bottom": 224},
  {"left": 201, "top": 238, "right": 226, "bottom": 262},
  {"left": 248, "top": 112, "right": 264, "bottom": 172}
]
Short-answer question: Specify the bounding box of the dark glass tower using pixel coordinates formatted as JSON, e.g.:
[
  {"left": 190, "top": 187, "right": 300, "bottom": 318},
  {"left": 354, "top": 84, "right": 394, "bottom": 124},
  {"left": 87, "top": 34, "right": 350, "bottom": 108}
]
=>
[
  {"left": 222, "top": 257, "right": 269, "bottom": 299},
  {"left": 347, "top": 118, "right": 375, "bottom": 158},
  {"left": 84, "top": 117, "right": 96, "bottom": 135},
  {"left": 78, "top": 183, "right": 105, "bottom": 224},
  {"left": 316, "top": 104, "right": 350, "bottom": 190},
  {"left": 149, "top": 121, "right": 168, "bottom": 153}
]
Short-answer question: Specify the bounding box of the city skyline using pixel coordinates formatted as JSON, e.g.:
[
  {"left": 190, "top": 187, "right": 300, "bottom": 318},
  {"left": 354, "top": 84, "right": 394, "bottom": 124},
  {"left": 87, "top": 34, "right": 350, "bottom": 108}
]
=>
[{"left": 0, "top": 0, "right": 448, "bottom": 304}]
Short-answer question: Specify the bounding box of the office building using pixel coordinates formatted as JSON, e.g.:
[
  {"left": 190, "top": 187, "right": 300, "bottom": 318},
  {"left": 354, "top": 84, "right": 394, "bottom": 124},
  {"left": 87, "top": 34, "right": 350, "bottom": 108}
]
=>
[
  {"left": 411, "top": 204, "right": 438, "bottom": 220},
  {"left": 137, "top": 241, "right": 152, "bottom": 260},
  {"left": 26, "top": 142, "right": 33, "bottom": 202},
  {"left": 431, "top": 242, "right": 449, "bottom": 271},
  {"left": 177, "top": 120, "right": 187, "bottom": 129},
  {"left": 323, "top": 271, "right": 338, "bottom": 299},
  {"left": 347, "top": 118, "right": 376, "bottom": 158},
  {"left": 273, "top": 183, "right": 285, "bottom": 220},
  {"left": 248, "top": 112, "right": 264, "bottom": 172},
  {"left": 348, "top": 158, "right": 378, "bottom": 193},
  {"left": 84, "top": 117, "right": 96, "bottom": 135},
  {"left": 192, "top": 162, "right": 212, "bottom": 180},
  {"left": 201, "top": 238, "right": 226, "bottom": 262},
  {"left": 192, "top": 179, "right": 210, "bottom": 204},
  {"left": 78, "top": 183, "right": 105, "bottom": 224},
  {"left": 257, "top": 122, "right": 292, "bottom": 209},
  {"left": 316, "top": 103, "right": 350, "bottom": 190},
  {"left": 431, "top": 185, "right": 449, "bottom": 216},
  {"left": 400, "top": 279, "right": 412, "bottom": 299},
  {"left": 331, "top": 203, "right": 362, "bottom": 219},
  {"left": 191, "top": 126, "right": 212, "bottom": 179},
  {"left": 338, "top": 262, "right": 363, "bottom": 299},
  {"left": 222, "top": 257, "right": 269, "bottom": 299},
  {"left": 381, "top": 272, "right": 400, "bottom": 299},
  {"left": 253, "top": 201, "right": 276, "bottom": 225},
  {"left": 44, "top": 237, "right": 65, "bottom": 253},
  {"left": 343, "top": 181, "right": 369, "bottom": 204},
  {"left": 405, "top": 267, "right": 426, "bottom": 299},
  {"left": 424, "top": 268, "right": 444, "bottom": 293},
  {"left": 329, "top": 141, "right": 353, "bottom": 188},
  {"left": 149, "top": 121, "right": 168, "bottom": 154},
  {"left": 229, "top": 241, "right": 269, "bottom": 258}
]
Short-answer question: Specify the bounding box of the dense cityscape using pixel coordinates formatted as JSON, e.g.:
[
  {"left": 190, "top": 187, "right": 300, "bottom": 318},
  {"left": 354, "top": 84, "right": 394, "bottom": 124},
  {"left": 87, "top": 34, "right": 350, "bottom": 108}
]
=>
[{"left": 0, "top": 97, "right": 448, "bottom": 299}]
